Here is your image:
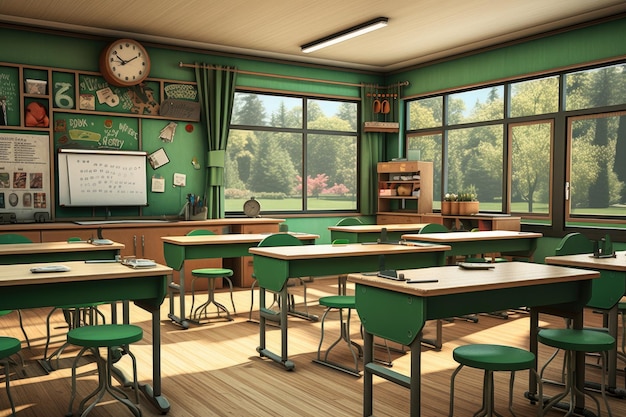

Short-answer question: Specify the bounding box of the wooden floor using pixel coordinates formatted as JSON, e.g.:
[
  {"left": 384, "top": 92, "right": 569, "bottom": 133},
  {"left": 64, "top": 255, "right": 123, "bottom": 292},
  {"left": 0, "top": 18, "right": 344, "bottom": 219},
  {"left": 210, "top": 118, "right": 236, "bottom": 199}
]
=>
[{"left": 2, "top": 278, "right": 626, "bottom": 417}]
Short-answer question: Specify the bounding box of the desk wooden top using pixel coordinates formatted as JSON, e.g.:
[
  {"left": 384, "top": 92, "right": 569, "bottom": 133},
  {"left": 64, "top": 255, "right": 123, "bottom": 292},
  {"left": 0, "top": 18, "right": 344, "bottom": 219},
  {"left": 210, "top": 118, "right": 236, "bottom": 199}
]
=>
[
  {"left": 402, "top": 230, "right": 542, "bottom": 242},
  {"left": 249, "top": 242, "right": 451, "bottom": 260},
  {"left": 328, "top": 223, "right": 428, "bottom": 233},
  {"left": 0, "top": 241, "right": 125, "bottom": 255},
  {"left": 0, "top": 260, "right": 172, "bottom": 287},
  {"left": 545, "top": 251, "right": 626, "bottom": 272},
  {"left": 348, "top": 261, "right": 598, "bottom": 297},
  {"left": 161, "top": 232, "right": 319, "bottom": 246}
]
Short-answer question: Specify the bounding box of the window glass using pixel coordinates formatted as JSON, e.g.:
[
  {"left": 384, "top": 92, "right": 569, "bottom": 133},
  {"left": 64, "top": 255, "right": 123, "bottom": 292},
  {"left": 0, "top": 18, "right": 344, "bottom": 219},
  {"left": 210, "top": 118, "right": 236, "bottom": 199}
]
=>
[
  {"left": 307, "top": 99, "right": 357, "bottom": 131},
  {"left": 510, "top": 76, "right": 559, "bottom": 117},
  {"left": 227, "top": 92, "right": 358, "bottom": 213},
  {"left": 447, "top": 125, "right": 504, "bottom": 211},
  {"left": 565, "top": 63, "right": 626, "bottom": 111},
  {"left": 510, "top": 122, "right": 552, "bottom": 214},
  {"left": 447, "top": 86, "right": 504, "bottom": 125},
  {"left": 232, "top": 92, "right": 302, "bottom": 128},
  {"left": 407, "top": 97, "right": 442, "bottom": 129},
  {"left": 567, "top": 112, "right": 626, "bottom": 219},
  {"left": 406, "top": 133, "right": 442, "bottom": 209}
]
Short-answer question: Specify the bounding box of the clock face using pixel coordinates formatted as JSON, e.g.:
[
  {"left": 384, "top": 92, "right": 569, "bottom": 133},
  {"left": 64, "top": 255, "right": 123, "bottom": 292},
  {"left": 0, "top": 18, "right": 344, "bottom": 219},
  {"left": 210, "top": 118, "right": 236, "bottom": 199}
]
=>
[
  {"left": 100, "top": 39, "right": 150, "bottom": 87},
  {"left": 243, "top": 198, "right": 261, "bottom": 217}
]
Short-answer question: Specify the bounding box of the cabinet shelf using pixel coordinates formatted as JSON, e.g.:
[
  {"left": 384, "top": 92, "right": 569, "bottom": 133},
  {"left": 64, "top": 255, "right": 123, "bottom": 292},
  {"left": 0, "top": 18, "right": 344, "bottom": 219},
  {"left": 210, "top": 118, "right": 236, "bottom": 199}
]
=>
[{"left": 377, "top": 161, "right": 433, "bottom": 224}]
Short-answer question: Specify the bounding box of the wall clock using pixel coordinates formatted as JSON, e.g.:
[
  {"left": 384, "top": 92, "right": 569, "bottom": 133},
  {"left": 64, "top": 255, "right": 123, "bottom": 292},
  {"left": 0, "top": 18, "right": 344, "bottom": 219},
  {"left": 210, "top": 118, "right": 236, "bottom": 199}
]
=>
[
  {"left": 99, "top": 39, "right": 151, "bottom": 87},
  {"left": 243, "top": 197, "right": 261, "bottom": 217}
]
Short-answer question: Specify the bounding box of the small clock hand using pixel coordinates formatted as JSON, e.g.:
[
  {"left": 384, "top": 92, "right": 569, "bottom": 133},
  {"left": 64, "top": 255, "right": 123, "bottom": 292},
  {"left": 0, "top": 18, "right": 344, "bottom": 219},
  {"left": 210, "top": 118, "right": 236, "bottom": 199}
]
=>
[{"left": 114, "top": 55, "right": 126, "bottom": 65}]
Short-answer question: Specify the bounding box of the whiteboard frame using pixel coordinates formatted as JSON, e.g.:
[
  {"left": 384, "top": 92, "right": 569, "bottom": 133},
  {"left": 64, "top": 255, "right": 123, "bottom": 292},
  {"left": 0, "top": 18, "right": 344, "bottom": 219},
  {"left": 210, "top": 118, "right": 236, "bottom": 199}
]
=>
[{"left": 58, "top": 148, "right": 148, "bottom": 207}]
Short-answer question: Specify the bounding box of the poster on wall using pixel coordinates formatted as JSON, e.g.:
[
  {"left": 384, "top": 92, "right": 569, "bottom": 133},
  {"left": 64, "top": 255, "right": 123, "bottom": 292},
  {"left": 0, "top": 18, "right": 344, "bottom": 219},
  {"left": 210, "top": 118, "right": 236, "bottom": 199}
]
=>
[{"left": 0, "top": 133, "right": 51, "bottom": 222}]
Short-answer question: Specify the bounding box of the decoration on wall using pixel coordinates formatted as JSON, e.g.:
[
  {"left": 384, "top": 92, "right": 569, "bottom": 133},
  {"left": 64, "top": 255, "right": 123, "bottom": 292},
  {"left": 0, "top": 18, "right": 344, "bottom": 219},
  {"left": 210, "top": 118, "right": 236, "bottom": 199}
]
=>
[
  {"left": 0, "top": 96, "right": 7, "bottom": 125},
  {"left": 25, "top": 101, "right": 49, "bottom": 127},
  {"left": 151, "top": 175, "right": 165, "bottom": 193},
  {"left": 148, "top": 147, "right": 170, "bottom": 170},
  {"left": 128, "top": 83, "right": 159, "bottom": 115},
  {"left": 159, "top": 121, "right": 177, "bottom": 142},
  {"left": 363, "top": 82, "right": 406, "bottom": 133},
  {"left": 164, "top": 84, "right": 197, "bottom": 100},
  {"left": 185, "top": 123, "right": 194, "bottom": 133},
  {"left": 173, "top": 172, "right": 186, "bottom": 187},
  {"left": 79, "top": 94, "right": 95, "bottom": 110},
  {"left": 159, "top": 99, "right": 201, "bottom": 121},
  {"left": 54, "top": 82, "right": 74, "bottom": 109},
  {"left": 191, "top": 156, "right": 200, "bottom": 169},
  {"left": 96, "top": 87, "right": 120, "bottom": 107}
]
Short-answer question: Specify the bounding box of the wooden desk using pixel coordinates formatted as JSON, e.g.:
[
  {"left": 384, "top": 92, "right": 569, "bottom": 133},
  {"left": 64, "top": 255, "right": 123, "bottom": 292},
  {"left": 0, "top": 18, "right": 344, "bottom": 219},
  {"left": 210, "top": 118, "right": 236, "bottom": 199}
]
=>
[
  {"left": 348, "top": 262, "right": 599, "bottom": 417},
  {"left": 0, "top": 260, "right": 172, "bottom": 414},
  {"left": 329, "top": 223, "right": 428, "bottom": 243},
  {"left": 162, "top": 232, "right": 319, "bottom": 328},
  {"left": 249, "top": 242, "right": 450, "bottom": 370},
  {"left": 0, "top": 241, "right": 124, "bottom": 264},
  {"left": 545, "top": 251, "right": 626, "bottom": 396},
  {"left": 402, "top": 230, "right": 542, "bottom": 262}
]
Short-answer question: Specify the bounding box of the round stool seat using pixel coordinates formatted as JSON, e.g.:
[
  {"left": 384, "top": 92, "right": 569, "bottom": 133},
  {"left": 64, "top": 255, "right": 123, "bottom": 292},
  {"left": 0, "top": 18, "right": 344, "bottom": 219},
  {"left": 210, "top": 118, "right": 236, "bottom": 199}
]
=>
[
  {"left": 319, "top": 295, "right": 355, "bottom": 309},
  {"left": 0, "top": 337, "right": 21, "bottom": 358},
  {"left": 453, "top": 344, "right": 535, "bottom": 372},
  {"left": 67, "top": 324, "right": 143, "bottom": 348},
  {"left": 191, "top": 268, "right": 233, "bottom": 277},
  {"left": 538, "top": 328, "right": 615, "bottom": 352}
]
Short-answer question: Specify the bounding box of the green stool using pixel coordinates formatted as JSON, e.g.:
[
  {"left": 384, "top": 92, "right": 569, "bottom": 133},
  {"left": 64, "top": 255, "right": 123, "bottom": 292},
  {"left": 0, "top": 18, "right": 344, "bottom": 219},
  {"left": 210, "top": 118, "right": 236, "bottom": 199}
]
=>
[
  {"left": 449, "top": 344, "right": 541, "bottom": 417},
  {"left": 190, "top": 267, "right": 235, "bottom": 322},
  {"left": 66, "top": 324, "right": 143, "bottom": 417},
  {"left": 538, "top": 328, "right": 615, "bottom": 417},
  {"left": 0, "top": 337, "right": 22, "bottom": 416},
  {"left": 313, "top": 295, "right": 363, "bottom": 377}
]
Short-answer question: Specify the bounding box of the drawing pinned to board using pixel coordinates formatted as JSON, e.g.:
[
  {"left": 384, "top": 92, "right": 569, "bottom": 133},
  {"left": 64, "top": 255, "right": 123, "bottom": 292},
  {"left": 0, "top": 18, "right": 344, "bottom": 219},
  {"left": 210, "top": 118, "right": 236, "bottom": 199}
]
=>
[
  {"left": 159, "top": 122, "right": 177, "bottom": 142},
  {"left": 151, "top": 175, "right": 165, "bottom": 193},
  {"left": 148, "top": 147, "right": 170, "bottom": 170}
]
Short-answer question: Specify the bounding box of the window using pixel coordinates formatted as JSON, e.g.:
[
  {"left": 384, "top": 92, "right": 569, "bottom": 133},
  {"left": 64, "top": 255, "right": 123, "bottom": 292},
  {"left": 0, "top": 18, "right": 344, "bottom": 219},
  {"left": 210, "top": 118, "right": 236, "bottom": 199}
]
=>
[
  {"left": 406, "top": 60, "right": 626, "bottom": 228},
  {"left": 567, "top": 112, "right": 626, "bottom": 222},
  {"left": 226, "top": 92, "right": 358, "bottom": 213}
]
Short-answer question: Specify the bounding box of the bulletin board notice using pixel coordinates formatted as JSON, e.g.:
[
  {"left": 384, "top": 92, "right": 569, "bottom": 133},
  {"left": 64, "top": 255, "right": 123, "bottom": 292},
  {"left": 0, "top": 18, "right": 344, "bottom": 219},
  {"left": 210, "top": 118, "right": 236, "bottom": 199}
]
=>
[
  {"left": 0, "top": 133, "right": 51, "bottom": 221},
  {"left": 58, "top": 148, "right": 147, "bottom": 207}
]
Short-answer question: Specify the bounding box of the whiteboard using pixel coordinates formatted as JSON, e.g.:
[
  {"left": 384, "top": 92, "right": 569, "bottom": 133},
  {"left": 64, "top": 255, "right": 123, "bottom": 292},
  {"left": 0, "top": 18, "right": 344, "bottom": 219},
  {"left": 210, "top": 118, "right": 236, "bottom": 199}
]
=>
[{"left": 58, "top": 149, "right": 147, "bottom": 206}]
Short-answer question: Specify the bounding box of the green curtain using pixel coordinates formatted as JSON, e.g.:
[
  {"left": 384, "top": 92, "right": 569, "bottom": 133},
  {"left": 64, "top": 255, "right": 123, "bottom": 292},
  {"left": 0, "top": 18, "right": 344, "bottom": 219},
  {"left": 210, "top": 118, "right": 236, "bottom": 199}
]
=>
[
  {"left": 360, "top": 84, "right": 385, "bottom": 215},
  {"left": 195, "top": 64, "right": 238, "bottom": 218}
]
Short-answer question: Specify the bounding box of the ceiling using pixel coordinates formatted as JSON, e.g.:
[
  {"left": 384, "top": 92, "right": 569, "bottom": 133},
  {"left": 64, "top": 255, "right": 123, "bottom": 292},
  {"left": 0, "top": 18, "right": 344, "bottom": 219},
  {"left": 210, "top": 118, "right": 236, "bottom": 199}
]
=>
[{"left": 1, "top": 0, "right": 626, "bottom": 73}]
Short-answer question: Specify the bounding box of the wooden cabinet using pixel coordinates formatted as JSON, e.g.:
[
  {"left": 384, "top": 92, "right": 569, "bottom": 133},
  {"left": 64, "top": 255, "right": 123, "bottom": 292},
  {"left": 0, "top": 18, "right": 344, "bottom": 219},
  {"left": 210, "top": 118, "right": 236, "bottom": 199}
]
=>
[
  {"left": 441, "top": 215, "right": 521, "bottom": 231},
  {"left": 377, "top": 161, "right": 433, "bottom": 224}
]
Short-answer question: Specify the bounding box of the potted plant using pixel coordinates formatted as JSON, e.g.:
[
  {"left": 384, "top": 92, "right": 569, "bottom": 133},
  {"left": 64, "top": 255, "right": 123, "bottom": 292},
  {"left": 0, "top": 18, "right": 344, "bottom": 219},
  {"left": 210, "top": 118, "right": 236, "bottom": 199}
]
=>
[
  {"left": 457, "top": 185, "right": 479, "bottom": 215},
  {"left": 441, "top": 193, "right": 457, "bottom": 215}
]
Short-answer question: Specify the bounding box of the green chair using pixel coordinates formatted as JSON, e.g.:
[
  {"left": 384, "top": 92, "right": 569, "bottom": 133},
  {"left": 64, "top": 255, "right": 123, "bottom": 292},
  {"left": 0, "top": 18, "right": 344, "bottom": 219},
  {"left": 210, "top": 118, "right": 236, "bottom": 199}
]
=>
[
  {"left": 248, "top": 233, "right": 310, "bottom": 321},
  {"left": 42, "top": 237, "right": 106, "bottom": 370},
  {"left": 66, "top": 324, "right": 143, "bottom": 417},
  {"left": 313, "top": 295, "right": 362, "bottom": 376},
  {"left": 186, "top": 229, "right": 236, "bottom": 322},
  {"left": 0, "top": 234, "right": 33, "bottom": 349},
  {"left": 449, "top": 344, "right": 541, "bottom": 417},
  {"left": 538, "top": 329, "right": 615, "bottom": 417},
  {"left": 0, "top": 336, "right": 22, "bottom": 416},
  {"left": 418, "top": 222, "right": 449, "bottom": 234},
  {"left": 335, "top": 217, "right": 363, "bottom": 226}
]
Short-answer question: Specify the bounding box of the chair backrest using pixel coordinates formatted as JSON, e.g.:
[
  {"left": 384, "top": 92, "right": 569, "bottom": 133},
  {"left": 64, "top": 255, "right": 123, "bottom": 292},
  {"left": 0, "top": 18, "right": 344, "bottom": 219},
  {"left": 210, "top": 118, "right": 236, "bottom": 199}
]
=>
[
  {"left": 0, "top": 233, "right": 33, "bottom": 244},
  {"left": 555, "top": 232, "right": 593, "bottom": 256},
  {"left": 187, "top": 229, "right": 216, "bottom": 236},
  {"left": 335, "top": 217, "right": 363, "bottom": 226},
  {"left": 258, "top": 233, "right": 303, "bottom": 248},
  {"left": 418, "top": 223, "right": 449, "bottom": 234}
]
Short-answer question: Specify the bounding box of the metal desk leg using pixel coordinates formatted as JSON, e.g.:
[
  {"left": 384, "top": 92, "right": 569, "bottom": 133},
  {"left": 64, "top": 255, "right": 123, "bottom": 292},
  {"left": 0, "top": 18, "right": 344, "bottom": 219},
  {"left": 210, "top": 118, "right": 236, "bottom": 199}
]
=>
[
  {"left": 257, "top": 286, "right": 295, "bottom": 370},
  {"left": 409, "top": 336, "right": 422, "bottom": 417},
  {"left": 139, "top": 308, "right": 170, "bottom": 414},
  {"left": 167, "top": 267, "right": 189, "bottom": 329},
  {"left": 363, "top": 330, "right": 374, "bottom": 417}
]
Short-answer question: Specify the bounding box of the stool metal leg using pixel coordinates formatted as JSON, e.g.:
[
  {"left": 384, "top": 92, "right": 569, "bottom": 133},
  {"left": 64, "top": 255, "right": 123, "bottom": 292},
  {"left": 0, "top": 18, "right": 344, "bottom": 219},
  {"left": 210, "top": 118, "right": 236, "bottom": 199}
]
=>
[
  {"left": 190, "top": 278, "right": 232, "bottom": 323},
  {"left": 313, "top": 306, "right": 362, "bottom": 377},
  {"left": 1, "top": 358, "right": 16, "bottom": 417}
]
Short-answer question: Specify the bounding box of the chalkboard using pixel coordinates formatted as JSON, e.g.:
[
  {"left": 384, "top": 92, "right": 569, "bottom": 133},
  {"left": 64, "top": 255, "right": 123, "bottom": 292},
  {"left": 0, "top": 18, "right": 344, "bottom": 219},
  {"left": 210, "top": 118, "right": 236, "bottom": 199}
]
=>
[{"left": 58, "top": 149, "right": 147, "bottom": 207}]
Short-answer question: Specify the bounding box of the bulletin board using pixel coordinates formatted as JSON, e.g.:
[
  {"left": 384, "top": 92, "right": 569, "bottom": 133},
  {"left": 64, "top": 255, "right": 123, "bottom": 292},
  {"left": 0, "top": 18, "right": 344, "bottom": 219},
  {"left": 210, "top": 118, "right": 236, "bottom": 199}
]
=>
[{"left": 57, "top": 149, "right": 147, "bottom": 207}]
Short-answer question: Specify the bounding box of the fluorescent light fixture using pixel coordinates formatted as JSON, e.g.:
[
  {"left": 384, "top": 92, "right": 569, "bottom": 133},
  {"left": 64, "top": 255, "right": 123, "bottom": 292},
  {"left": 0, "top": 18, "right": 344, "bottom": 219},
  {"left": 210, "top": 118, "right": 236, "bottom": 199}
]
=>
[{"left": 301, "top": 17, "right": 389, "bottom": 54}]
